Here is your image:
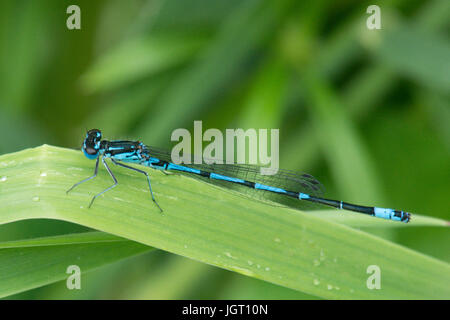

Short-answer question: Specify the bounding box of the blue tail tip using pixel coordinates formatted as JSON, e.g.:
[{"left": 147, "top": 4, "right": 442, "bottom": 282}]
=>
[{"left": 395, "top": 210, "right": 411, "bottom": 223}]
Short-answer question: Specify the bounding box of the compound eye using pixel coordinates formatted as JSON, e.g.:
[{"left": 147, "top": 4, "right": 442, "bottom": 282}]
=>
[{"left": 87, "top": 129, "right": 102, "bottom": 140}]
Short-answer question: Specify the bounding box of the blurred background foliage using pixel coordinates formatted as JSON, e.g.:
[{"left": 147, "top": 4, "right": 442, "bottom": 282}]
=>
[{"left": 0, "top": 0, "right": 448, "bottom": 299}]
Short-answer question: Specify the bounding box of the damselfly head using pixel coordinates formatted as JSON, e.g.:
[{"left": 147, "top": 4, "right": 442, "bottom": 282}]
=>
[{"left": 82, "top": 129, "right": 102, "bottom": 159}]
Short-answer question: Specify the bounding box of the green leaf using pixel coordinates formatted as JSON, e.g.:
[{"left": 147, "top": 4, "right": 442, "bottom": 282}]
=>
[
  {"left": 0, "top": 145, "right": 449, "bottom": 299},
  {"left": 313, "top": 210, "right": 448, "bottom": 228},
  {"left": 136, "top": 0, "right": 290, "bottom": 144},
  {"left": 304, "top": 75, "right": 384, "bottom": 203},
  {"left": 363, "top": 24, "right": 450, "bottom": 94},
  {"left": 0, "top": 231, "right": 153, "bottom": 298},
  {"left": 82, "top": 33, "right": 206, "bottom": 93}
]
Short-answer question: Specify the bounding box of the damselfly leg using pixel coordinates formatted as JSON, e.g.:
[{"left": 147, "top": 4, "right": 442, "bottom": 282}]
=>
[
  {"left": 111, "top": 158, "right": 163, "bottom": 212},
  {"left": 88, "top": 157, "right": 118, "bottom": 208},
  {"left": 66, "top": 156, "right": 100, "bottom": 194}
]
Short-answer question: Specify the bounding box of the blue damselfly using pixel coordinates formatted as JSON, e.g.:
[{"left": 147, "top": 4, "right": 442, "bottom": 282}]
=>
[{"left": 67, "top": 129, "right": 411, "bottom": 223}]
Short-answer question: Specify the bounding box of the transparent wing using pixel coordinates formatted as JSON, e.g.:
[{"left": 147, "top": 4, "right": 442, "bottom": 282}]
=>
[{"left": 146, "top": 146, "right": 325, "bottom": 211}]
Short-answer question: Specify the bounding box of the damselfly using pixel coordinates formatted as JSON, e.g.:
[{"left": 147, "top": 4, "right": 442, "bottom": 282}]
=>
[{"left": 67, "top": 129, "right": 411, "bottom": 223}]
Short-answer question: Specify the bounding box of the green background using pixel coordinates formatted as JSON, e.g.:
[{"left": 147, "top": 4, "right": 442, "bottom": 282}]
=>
[{"left": 0, "top": 0, "right": 448, "bottom": 299}]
